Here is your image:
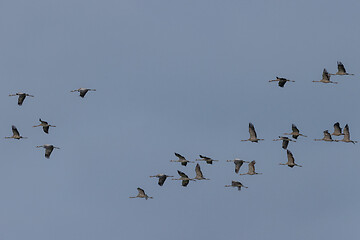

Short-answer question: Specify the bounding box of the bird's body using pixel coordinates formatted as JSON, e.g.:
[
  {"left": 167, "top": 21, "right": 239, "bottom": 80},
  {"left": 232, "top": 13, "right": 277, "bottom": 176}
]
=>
[
  {"left": 150, "top": 174, "right": 174, "bottom": 186},
  {"left": 241, "top": 123, "right": 264, "bottom": 143},
  {"left": 279, "top": 150, "right": 302, "bottom": 168},
  {"left": 312, "top": 69, "right": 337, "bottom": 84},
  {"left": 314, "top": 130, "right": 334, "bottom": 142},
  {"left": 33, "top": 118, "right": 56, "bottom": 134},
  {"left": 5, "top": 125, "right": 27, "bottom": 139},
  {"left": 172, "top": 170, "right": 195, "bottom": 187},
  {"left": 195, "top": 155, "right": 218, "bottom": 164},
  {"left": 332, "top": 122, "right": 344, "bottom": 136},
  {"left": 330, "top": 62, "right": 354, "bottom": 76},
  {"left": 71, "top": 88, "right": 96, "bottom": 98},
  {"left": 225, "top": 181, "right": 248, "bottom": 191},
  {"left": 9, "top": 92, "right": 34, "bottom": 105},
  {"left": 129, "top": 188, "right": 153, "bottom": 200},
  {"left": 194, "top": 163, "right": 209, "bottom": 180},
  {"left": 335, "top": 124, "right": 357, "bottom": 144},
  {"left": 273, "top": 136, "right": 295, "bottom": 149},
  {"left": 226, "top": 159, "right": 249, "bottom": 174},
  {"left": 269, "top": 77, "right": 295, "bottom": 87},
  {"left": 36, "top": 144, "right": 60, "bottom": 158},
  {"left": 240, "top": 160, "right": 262, "bottom": 175},
  {"left": 284, "top": 124, "right": 307, "bottom": 139},
  {"left": 170, "top": 152, "right": 194, "bottom": 166}
]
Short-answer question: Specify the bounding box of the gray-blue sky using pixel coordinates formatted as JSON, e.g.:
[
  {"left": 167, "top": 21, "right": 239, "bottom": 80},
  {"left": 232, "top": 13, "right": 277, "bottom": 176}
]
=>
[{"left": 0, "top": 0, "right": 360, "bottom": 239}]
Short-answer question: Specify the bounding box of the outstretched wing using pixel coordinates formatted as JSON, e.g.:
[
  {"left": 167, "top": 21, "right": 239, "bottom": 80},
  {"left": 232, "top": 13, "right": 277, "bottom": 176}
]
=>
[
  {"left": 79, "top": 89, "right": 89, "bottom": 98},
  {"left": 195, "top": 163, "right": 204, "bottom": 178},
  {"left": 12, "top": 125, "right": 20, "bottom": 137},
  {"left": 43, "top": 126, "right": 49, "bottom": 134},
  {"left": 333, "top": 122, "right": 342, "bottom": 135},
  {"left": 324, "top": 130, "right": 332, "bottom": 140},
  {"left": 287, "top": 150, "right": 295, "bottom": 165},
  {"left": 175, "top": 152, "right": 185, "bottom": 160},
  {"left": 199, "top": 154, "right": 210, "bottom": 160},
  {"left": 137, "top": 188, "right": 146, "bottom": 196},
  {"left": 282, "top": 139, "right": 289, "bottom": 149},
  {"left": 158, "top": 175, "right": 166, "bottom": 186},
  {"left": 177, "top": 170, "right": 188, "bottom": 178},
  {"left": 322, "top": 68, "right": 330, "bottom": 80},
  {"left": 249, "top": 123, "right": 257, "bottom": 139},
  {"left": 234, "top": 160, "right": 244, "bottom": 173},
  {"left": 278, "top": 79, "right": 286, "bottom": 87},
  {"left": 343, "top": 124, "right": 350, "bottom": 140},
  {"left": 45, "top": 147, "right": 54, "bottom": 158},
  {"left": 249, "top": 160, "right": 256, "bottom": 173},
  {"left": 292, "top": 124, "right": 299, "bottom": 133},
  {"left": 18, "top": 95, "right": 26, "bottom": 105},
  {"left": 337, "top": 61, "right": 346, "bottom": 73},
  {"left": 182, "top": 180, "right": 189, "bottom": 187}
]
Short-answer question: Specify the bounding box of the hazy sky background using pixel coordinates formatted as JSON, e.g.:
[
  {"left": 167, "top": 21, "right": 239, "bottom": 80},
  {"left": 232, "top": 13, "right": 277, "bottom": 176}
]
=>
[{"left": 1, "top": 0, "right": 360, "bottom": 239}]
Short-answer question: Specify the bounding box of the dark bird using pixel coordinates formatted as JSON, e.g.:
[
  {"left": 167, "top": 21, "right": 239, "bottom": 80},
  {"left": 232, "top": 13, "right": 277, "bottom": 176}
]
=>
[
  {"left": 225, "top": 181, "right": 248, "bottom": 191},
  {"left": 195, "top": 155, "right": 218, "bottom": 164},
  {"left": 226, "top": 159, "right": 249, "bottom": 174},
  {"left": 36, "top": 144, "right": 60, "bottom": 158},
  {"left": 170, "top": 152, "right": 194, "bottom": 166},
  {"left": 149, "top": 174, "right": 174, "bottom": 186},
  {"left": 241, "top": 123, "right": 264, "bottom": 143},
  {"left": 312, "top": 68, "right": 337, "bottom": 84},
  {"left": 9, "top": 92, "right": 34, "bottom": 105},
  {"left": 279, "top": 150, "right": 302, "bottom": 168},
  {"left": 269, "top": 77, "right": 295, "bottom": 87},
  {"left": 172, "top": 170, "right": 195, "bottom": 187},
  {"left": 33, "top": 119, "right": 56, "bottom": 134},
  {"left": 5, "top": 125, "right": 27, "bottom": 139},
  {"left": 71, "top": 88, "right": 96, "bottom": 98},
  {"left": 129, "top": 188, "right": 153, "bottom": 200},
  {"left": 284, "top": 124, "right": 307, "bottom": 139}
]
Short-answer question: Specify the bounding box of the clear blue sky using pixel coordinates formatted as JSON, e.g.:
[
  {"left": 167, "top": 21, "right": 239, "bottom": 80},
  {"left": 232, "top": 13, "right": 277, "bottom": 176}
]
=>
[{"left": 1, "top": 0, "right": 360, "bottom": 239}]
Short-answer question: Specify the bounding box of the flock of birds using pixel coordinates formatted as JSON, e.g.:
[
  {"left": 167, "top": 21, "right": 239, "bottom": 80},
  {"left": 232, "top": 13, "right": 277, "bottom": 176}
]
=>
[
  {"left": 6, "top": 88, "right": 96, "bottom": 158},
  {"left": 6, "top": 62, "right": 354, "bottom": 201},
  {"left": 130, "top": 61, "right": 357, "bottom": 200}
]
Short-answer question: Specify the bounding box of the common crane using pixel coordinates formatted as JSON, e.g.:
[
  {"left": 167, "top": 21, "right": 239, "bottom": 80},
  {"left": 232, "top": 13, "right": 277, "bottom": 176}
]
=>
[
  {"left": 226, "top": 159, "right": 249, "bottom": 174},
  {"left": 129, "top": 188, "right": 153, "bottom": 200},
  {"left": 273, "top": 136, "right": 296, "bottom": 149},
  {"left": 330, "top": 61, "right": 354, "bottom": 76},
  {"left": 279, "top": 150, "right": 302, "bottom": 168},
  {"left": 195, "top": 155, "right": 218, "bottom": 164},
  {"left": 172, "top": 170, "right": 195, "bottom": 187},
  {"left": 269, "top": 77, "right": 295, "bottom": 87},
  {"left": 335, "top": 124, "right": 357, "bottom": 144},
  {"left": 312, "top": 69, "right": 337, "bottom": 84},
  {"left": 225, "top": 181, "right": 248, "bottom": 191},
  {"left": 5, "top": 126, "right": 27, "bottom": 139},
  {"left": 284, "top": 124, "right": 307, "bottom": 139},
  {"left": 149, "top": 174, "right": 174, "bottom": 186},
  {"left": 170, "top": 152, "right": 194, "bottom": 166},
  {"left": 9, "top": 92, "right": 34, "bottom": 105},
  {"left": 36, "top": 144, "right": 60, "bottom": 158},
  {"left": 241, "top": 123, "right": 264, "bottom": 143},
  {"left": 71, "top": 88, "right": 96, "bottom": 98},
  {"left": 33, "top": 119, "right": 56, "bottom": 134},
  {"left": 314, "top": 130, "right": 334, "bottom": 142},
  {"left": 240, "top": 160, "right": 262, "bottom": 175}
]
